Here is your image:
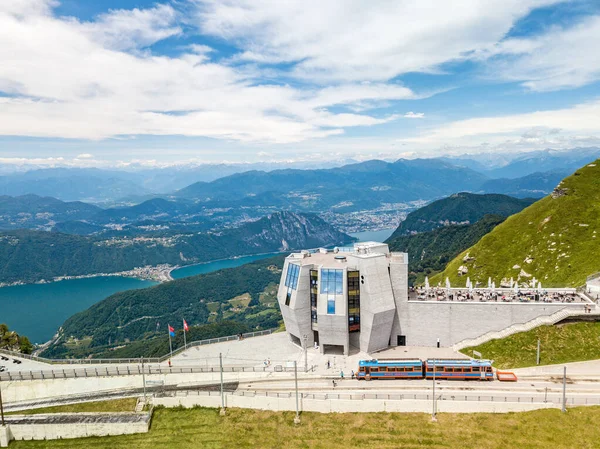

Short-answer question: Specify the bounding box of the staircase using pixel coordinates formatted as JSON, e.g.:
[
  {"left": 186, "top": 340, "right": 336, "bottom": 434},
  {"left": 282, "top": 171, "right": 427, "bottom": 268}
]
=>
[
  {"left": 452, "top": 306, "right": 600, "bottom": 351},
  {"left": 135, "top": 398, "right": 146, "bottom": 412}
]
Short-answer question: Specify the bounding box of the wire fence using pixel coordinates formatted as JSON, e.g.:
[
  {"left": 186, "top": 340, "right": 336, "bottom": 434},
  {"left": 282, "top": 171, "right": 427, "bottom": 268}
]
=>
[{"left": 163, "top": 389, "right": 600, "bottom": 407}]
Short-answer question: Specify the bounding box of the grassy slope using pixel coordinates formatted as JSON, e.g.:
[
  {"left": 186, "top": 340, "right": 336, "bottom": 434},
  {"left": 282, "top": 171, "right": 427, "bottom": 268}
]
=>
[
  {"left": 9, "top": 406, "right": 600, "bottom": 449},
  {"left": 462, "top": 322, "right": 600, "bottom": 369},
  {"left": 7, "top": 398, "right": 137, "bottom": 415},
  {"left": 434, "top": 161, "right": 600, "bottom": 287}
]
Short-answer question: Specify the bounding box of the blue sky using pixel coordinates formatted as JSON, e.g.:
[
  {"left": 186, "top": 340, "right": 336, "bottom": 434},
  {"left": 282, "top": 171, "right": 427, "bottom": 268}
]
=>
[{"left": 1, "top": 0, "right": 600, "bottom": 168}]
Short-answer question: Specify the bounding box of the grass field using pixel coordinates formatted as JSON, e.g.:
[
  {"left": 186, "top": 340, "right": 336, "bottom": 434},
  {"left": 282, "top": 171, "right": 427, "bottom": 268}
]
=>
[
  {"left": 7, "top": 398, "right": 137, "bottom": 415},
  {"left": 8, "top": 406, "right": 600, "bottom": 449},
  {"left": 434, "top": 160, "right": 600, "bottom": 287},
  {"left": 462, "top": 321, "right": 600, "bottom": 369}
]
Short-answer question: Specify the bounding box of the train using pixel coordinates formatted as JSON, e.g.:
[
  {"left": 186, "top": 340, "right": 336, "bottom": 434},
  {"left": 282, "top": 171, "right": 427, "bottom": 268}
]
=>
[{"left": 357, "top": 358, "right": 495, "bottom": 381}]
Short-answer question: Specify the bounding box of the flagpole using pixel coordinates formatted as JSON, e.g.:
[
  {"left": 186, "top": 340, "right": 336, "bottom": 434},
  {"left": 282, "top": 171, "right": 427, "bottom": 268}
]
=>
[
  {"left": 168, "top": 324, "right": 173, "bottom": 359},
  {"left": 183, "top": 320, "right": 187, "bottom": 350}
]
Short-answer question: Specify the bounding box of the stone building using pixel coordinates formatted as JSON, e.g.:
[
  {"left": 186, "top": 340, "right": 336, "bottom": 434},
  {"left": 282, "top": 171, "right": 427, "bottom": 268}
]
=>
[{"left": 276, "top": 242, "right": 408, "bottom": 355}]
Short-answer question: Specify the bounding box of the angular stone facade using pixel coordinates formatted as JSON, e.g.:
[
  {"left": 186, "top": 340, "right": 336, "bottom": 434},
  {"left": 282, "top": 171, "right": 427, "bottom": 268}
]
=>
[{"left": 276, "top": 242, "right": 408, "bottom": 355}]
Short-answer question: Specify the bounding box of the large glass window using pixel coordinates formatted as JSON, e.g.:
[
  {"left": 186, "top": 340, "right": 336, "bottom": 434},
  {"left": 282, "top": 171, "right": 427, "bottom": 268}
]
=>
[
  {"left": 347, "top": 270, "right": 360, "bottom": 332},
  {"left": 285, "top": 263, "right": 300, "bottom": 290},
  {"left": 320, "top": 269, "right": 343, "bottom": 294},
  {"left": 327, "top": 297, "right": 336, "bottom": 314},
  {"left": 310, "top": 270, "right": 318, "bottom": 323}
]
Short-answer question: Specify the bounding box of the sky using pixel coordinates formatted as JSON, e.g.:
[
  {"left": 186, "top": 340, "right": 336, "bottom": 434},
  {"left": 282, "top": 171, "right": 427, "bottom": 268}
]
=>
[{"left": 1, "top": 0, "right": 600, "bottom": 168}]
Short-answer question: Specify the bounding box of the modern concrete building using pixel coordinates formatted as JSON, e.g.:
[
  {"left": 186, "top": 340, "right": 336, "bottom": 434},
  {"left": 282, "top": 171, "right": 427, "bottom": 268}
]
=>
[
  {"left": 276, "top": 242, "right": 408, "bottom": 355},
  {"left": 278, "top": 241, "right": 592, "bottom": 355}
]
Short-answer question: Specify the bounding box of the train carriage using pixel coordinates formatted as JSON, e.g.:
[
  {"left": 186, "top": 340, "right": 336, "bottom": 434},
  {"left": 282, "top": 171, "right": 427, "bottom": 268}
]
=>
[
  {"left": 357, "top": 358, "right": 423, "bottom": 380},
  {"left": 424, "top": 359, "right": 494, "bottom": 381}
]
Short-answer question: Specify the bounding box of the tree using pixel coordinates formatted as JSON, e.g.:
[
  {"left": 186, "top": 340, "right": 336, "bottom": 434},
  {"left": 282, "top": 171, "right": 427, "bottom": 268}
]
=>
[{"left": 19, "top": 336, "right": 33, "bottom": 354}]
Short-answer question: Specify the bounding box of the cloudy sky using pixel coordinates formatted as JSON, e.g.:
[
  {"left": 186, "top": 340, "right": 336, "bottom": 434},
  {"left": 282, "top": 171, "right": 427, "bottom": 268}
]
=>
[{"left": 1, "top": 0, "right": 600, "bottom": 167}]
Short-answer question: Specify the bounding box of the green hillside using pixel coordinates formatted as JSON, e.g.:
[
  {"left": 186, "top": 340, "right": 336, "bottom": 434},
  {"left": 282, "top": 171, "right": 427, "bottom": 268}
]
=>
[
  {"left": 388, "top": 192, "right": 534, "bottom": 237},
  {"left": 387, "top": 214, "right": 505, "bottom": 285},
  {"left": 434, "top": 161, "right": 600, "bottom": 287}
]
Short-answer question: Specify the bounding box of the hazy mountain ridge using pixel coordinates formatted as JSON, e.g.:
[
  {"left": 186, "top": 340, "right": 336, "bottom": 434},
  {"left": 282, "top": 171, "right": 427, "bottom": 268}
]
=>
[
  {"left": 388, "top": 193, "right": 535, "bottom": 238},
  {"left": 0, "top": 212, "right": 351, "bottom": 285}
]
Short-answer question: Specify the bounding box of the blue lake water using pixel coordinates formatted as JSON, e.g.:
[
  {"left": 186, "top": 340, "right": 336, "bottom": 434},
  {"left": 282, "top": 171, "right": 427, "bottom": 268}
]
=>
[
  {"left": 0, "top": 277, "right": 157, "bottom": 344},
  {"left": 170, "top": 253, "right": 278, "bottom": 279},
  {"left": 350, "top": 228, "right": 395, "bottom": 243},
  {"left": 0, "top": 229, "right": 395, "bottom": 344}
]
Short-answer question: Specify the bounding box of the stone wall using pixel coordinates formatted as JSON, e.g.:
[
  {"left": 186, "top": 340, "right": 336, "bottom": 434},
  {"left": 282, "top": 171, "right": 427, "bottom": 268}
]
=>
[
  {"left": 1, "top": 413, "right": 150, "bottom": 447},
  {"left": 398, "top": 302, "right": 586, "bottom": 347}
]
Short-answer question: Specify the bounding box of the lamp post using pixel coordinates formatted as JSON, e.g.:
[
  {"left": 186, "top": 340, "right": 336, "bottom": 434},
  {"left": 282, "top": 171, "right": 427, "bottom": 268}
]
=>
[
  {"left": 140, "top": 357, "right": 147, "bottom": 403},
  {"left": 219, "top": 353, "right": 226, "bottom": 416},
  {"left": 0, "top": 377, "right": 5, "bottom": 427},
  {"left": 303, "top": 334, "right": 308, "bottom": 373},
  {"left": 431, "top": 359, "right": 437, "bottom": 422},
  {"left": 293, "top": 361, "right": 301, "bottom": 424}
]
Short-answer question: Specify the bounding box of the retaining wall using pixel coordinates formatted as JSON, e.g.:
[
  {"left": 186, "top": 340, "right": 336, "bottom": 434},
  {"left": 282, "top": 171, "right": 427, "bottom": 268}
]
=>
[
  {"left": 398, "top": 302, "right": 585, "bottom": 347},
  {"left": 0, "top": 413, "right": 150, "bottom": 447}
]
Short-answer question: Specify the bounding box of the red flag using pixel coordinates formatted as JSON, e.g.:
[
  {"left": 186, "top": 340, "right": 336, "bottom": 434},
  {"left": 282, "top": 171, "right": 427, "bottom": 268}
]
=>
[
  {"left": 168, "top": 325, "right": 175, "bottom": 337},
  {"left": 183, "top": 319, "right": 189, "bottom": 332}
]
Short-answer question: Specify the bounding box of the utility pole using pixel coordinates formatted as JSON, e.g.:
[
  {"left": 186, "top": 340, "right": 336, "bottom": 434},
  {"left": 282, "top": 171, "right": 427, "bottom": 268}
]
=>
[
  {"left": 0, "top": 378, "right": 5, "bottom": 427},
  {"left": 294, "top": 361, "right": 301, "bottom": 424},
  {"left": 141, "top": 357, "right": 147, "bottom": 403},
  {"left": 562, "top": 366, "right": 567, "bottom": 413},
  {"left": 303, "top": 334, "right": 308, "bottom": 372},
  {"left": 536, "top": 339, "right": 540, "bottom": 365},
  {"left": 431, "top": 359, "right": 437, "bottom": 422},
  {"left": 219, "top": 353, "right": 226, "bottom": 415}
]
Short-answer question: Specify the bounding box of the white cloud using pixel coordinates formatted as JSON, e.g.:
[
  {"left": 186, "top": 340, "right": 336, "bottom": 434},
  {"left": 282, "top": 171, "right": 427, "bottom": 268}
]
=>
[
  {"left": 400, "top": 99, "right": 600, "bottom": 152},
  {"left": 488, "top": 15, "right": 600, "bottom": 91},
  {"left": 193, "top": 0, "right": 560, "bottom": 82},
  {"left": 0, "top": 2, "right": 420, "bottom": 143},
  {"left": 76, "top": 153, "right": 94, "bottom": 159},
  {"left": 403, "top": 112, "right": 425, "bottom": 119}
]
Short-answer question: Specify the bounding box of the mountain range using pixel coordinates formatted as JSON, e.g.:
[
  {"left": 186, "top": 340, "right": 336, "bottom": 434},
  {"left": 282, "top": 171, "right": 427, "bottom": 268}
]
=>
[{"left": 0, "top": 212, "right": 351, "bottom": 284}]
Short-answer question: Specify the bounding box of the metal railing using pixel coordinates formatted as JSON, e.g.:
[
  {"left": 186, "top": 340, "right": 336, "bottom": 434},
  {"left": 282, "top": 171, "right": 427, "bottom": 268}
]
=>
[
  {"left": 165, "top": 389, "right": 600, "bottom": 407},
  {"left": 0, "top": 328, "right": 277, "bottom": 366},
  {"left": 0, "top": 362, "right": 306, "bottom": 382}
]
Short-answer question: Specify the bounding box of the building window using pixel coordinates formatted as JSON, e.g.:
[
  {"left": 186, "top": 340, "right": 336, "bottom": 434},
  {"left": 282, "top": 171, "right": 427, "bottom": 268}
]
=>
[
  {"left": 285, "top": 263, "right": 300, "bottom": 290},
  {"left": 348, "top": 270, "right": 360, "bottom": 332},
  {"left": 327, "top": 296, "right": 335, "bottom": 314},
  {"left": 310, "top": 270, "right": 318, "bottom": 323},
  {"left": 320, "top": 268, "right": 343, "bottom": 294}
]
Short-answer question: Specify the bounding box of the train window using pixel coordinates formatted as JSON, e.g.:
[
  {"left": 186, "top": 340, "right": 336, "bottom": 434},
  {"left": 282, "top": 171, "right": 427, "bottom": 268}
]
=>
[
  {"left": 359, "top": 367, "right": 365, "bottom": 372},
  {"left": 486, "top": 367, "right": 492, "bottom": 373},
  {"left": 426, "top": 367, "right": 433, "bottom": 372},
  {"left": 472, "top": 367, "right": 480, "bottom": 372},
  {"left": 371, "top": 367, "right": 379, "bottom": 372}
]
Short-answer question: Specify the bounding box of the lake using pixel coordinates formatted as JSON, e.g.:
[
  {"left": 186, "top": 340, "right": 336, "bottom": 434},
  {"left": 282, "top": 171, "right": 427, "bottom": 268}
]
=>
[
  {"left": 0, "top": 277, "right": 157, "bottom": 344},
  {"left": 0, "top": 229, "right": 395, "bottom": 344}
]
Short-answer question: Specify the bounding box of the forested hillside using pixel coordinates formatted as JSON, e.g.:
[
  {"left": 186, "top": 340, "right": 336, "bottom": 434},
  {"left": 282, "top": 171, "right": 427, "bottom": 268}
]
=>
[
  {"left": 389, "top": 193, "right": 535, "bottom": 237},
  {"left": 42, "top": 255, "right": 286, "bottom": 359},
  {"left": 387, "top": 214, "right": 505, "bottom": 284},
  {"left": 0, "top": 212, "right": 349, "bottom": 284}
]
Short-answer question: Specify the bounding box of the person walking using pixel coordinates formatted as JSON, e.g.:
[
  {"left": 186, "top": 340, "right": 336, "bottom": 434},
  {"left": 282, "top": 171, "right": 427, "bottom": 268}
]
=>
[
  {"left": 351, "top": 370, "right": 355, "bottom": 380},
  {"left": 340, "top": 370, "right": 344, "bottom": 379}
]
